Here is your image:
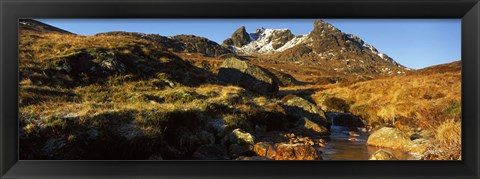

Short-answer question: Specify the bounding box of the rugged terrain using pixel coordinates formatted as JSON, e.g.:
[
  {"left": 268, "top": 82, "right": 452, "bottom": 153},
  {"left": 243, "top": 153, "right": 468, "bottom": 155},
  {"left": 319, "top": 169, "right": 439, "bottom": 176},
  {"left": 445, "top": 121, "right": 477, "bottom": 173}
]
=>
[{"left": 19, "top": 19, "right": 461, "bottom": 160}]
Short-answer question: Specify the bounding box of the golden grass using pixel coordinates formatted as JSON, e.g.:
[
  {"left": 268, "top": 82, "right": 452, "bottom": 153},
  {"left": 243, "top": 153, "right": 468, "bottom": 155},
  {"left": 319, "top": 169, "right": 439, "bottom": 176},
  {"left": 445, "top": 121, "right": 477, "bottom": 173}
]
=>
[
  {"left": 421, "top": 119, "right": 462, "bottom": 160},
  {"left": 313, "top": 72, "right": 461, "bottom": 129}
]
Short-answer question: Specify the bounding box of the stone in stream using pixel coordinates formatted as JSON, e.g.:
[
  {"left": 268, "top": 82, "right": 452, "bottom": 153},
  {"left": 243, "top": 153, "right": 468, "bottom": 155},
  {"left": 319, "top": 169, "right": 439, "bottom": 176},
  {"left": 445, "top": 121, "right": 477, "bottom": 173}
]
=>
[
  {"left": 369, "top": 149, "right": 398, "bottom": 160},
  {"left": 367, "top": 127, "right": 411, "bottom": 149}
]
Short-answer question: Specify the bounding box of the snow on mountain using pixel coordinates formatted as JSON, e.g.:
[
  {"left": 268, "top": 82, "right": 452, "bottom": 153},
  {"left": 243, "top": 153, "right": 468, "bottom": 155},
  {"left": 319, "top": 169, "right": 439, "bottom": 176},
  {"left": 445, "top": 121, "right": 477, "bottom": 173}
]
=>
[{"left": 233, "top": 28, "right": 304, "bottom": 54}]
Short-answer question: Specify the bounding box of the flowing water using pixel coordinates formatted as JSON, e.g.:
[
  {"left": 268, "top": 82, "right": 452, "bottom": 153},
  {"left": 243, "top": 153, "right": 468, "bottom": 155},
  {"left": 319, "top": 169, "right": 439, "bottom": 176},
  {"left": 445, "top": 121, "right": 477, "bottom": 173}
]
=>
[{"left": 315, "top": 115, "right": 414, "bottom": 160}]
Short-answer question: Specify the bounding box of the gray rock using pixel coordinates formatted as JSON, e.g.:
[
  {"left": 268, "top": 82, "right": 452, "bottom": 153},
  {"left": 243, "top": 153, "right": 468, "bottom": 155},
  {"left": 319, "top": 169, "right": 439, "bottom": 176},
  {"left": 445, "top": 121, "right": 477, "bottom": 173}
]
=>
[
  {"left": 281, "top": 95, "right": 330, "bottom": 128},
  {"left": 223, "top": 128, "right": 255, "bottom": 146},
  {"left": 218, "top": 58, "right": 279, "bottom": 96}
]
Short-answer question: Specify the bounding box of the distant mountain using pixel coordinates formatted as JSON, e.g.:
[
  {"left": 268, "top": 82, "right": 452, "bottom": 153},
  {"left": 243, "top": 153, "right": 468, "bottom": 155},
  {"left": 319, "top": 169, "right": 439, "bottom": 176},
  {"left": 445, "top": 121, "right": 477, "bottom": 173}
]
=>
[
  {"left": 19, "top": 19, "right": 73, "bottom": 34},
  {"left": 414, "top": 60, "right": 461, "bottom": 75},
  {"left": 223, "top": 20, "right": 409, "bottom": 76}
]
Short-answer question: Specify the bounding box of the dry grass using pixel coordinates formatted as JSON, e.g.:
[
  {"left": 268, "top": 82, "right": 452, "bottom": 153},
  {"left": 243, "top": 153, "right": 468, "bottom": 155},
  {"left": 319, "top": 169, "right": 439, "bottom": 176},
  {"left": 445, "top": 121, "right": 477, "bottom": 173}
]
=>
[
  {"left": 422, "top": 119, "right": 462, "bottom": 160},
  {"left": 313, "top": 71, "right": 461, "bottom": 130}
]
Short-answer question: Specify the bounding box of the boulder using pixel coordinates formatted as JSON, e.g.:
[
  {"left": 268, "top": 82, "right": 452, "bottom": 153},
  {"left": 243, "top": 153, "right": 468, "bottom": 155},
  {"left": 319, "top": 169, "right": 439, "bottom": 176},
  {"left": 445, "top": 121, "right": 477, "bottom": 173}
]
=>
[
  {"left": 274, "top": 143, "right": 321, "bottom": 160},
  {"left": 369, "top": 150, "right": 398, "bottom": 160},
  {"left": 223, "top": 128, "right": 255, "bottom": 146},
  {"left": 327, "top": 112, "right": 364, "bottom": 127},
  {"left": 192, "top": 144, "right": 229, "bottom": 160},
  {"left": 253, "top": 142, "right": 276, "bottom": 159},
  {"left": 281, "top": 95, "right": 330, "bottom": 128},
  {"left": 367, "top": 127, "right": 411, "bottom": 149},
  {"left": 218, "top": 58, "right": 279, "bottom": 96}
]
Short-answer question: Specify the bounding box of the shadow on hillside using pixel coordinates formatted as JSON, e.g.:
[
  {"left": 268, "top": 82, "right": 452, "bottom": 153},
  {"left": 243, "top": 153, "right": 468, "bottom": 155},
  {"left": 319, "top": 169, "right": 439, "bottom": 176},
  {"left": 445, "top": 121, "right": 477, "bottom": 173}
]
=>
[
  {"left": 218, "top": 68, "right": 279, "bottom": 96},
  {"left": 38, "top": 48, "right": 217, "bottom": 88},
  {"left": 277, "top": 87, "right": 325, "bottom": 104}
]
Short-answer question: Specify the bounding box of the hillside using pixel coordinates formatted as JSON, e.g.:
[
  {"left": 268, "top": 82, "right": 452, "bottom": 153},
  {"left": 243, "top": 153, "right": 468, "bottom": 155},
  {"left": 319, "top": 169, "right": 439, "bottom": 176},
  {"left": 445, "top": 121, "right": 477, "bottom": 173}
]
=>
[{"left": 18, "top": 19, "right": 461, "bottom": 160}]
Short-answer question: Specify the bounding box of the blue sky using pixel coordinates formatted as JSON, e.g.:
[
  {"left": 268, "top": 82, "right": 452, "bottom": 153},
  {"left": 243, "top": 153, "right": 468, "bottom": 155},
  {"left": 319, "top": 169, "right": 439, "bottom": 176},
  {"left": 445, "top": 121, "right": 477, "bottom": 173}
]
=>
[{"left": 36, "top": 19, "right": 461, "bottom": 69}]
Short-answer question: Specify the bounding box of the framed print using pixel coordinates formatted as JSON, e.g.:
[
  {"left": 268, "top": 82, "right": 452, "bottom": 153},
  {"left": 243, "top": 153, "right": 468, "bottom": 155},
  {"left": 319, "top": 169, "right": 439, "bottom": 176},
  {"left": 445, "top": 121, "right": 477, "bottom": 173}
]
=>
[{"left": 1, "top": 0, "right": 479, "bottom": 178}]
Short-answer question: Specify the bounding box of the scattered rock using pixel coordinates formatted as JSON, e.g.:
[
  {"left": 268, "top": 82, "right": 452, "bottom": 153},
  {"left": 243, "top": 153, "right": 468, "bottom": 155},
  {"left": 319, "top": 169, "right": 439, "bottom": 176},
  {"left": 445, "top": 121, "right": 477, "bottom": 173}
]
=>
[
  {"left": 369, "top": 149, "right": 398, "bottom": 160},
  {"left": 223, "top": 128, "right": 255, "bottom": 146},
  {"left": 218, "top": 58, "right": 279, "bottom": 96},
  {"left": 192, "top": 144, "right": 229, "bottom": 160},
  {"left": 253, "top": 142, "right": 276, "bottom": 159},
  {"left": 274, "top": 143, "right": 321, "bottom": 160}
]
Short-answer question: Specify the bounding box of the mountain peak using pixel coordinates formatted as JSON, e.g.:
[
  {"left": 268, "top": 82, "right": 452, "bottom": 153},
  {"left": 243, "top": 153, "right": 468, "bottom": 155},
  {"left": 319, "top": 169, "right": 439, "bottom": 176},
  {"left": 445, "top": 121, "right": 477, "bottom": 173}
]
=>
[{"left": 222, "top": 26, "right": 251, "bottom": 48}]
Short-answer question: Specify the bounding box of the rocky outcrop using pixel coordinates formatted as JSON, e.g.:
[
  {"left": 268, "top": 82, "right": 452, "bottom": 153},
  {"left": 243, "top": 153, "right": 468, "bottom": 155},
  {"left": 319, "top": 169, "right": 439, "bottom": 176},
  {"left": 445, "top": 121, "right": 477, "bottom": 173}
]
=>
[
  {"left": 369, "top": 149, "right": 398, "bottom": 160},
  {"left": 173, "top": 35, "right": 233, "bottom": 57},
  {"left": 274, "top": 143, "right": 321, "bottom": 160},
  {"left": 48, "top": 48, "right": 126, "bottom": 77},
  {"left": 218, "top": 58, "right": 279, "bottom": 96},
  {"left": 222, "top": 26, "right": 251, "bottom": 48},
  {"left": 96, "top": 31, "right": 232, "bottom": 57}
]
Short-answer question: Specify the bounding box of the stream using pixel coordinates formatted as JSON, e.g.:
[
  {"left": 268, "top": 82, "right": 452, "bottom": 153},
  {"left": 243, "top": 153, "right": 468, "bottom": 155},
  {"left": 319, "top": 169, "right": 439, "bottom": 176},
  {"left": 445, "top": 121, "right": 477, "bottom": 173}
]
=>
[{"left": 315, "top": 113, "right": 414, "bottom": 160}]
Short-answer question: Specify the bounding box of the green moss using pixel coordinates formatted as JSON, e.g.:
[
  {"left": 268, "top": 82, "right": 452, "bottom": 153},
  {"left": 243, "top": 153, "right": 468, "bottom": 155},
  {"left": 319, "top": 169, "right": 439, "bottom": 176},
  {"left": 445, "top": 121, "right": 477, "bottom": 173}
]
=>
[{"left": 444, "top": 100, "right": 461, "bottom": 118}]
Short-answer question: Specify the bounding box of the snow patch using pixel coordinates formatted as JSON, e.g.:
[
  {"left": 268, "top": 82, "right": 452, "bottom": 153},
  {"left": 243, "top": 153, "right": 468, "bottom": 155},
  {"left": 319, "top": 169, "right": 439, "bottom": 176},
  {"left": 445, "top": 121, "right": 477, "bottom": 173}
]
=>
[{"left": 234, "top": 28, "right": 308, "bottom": 54}]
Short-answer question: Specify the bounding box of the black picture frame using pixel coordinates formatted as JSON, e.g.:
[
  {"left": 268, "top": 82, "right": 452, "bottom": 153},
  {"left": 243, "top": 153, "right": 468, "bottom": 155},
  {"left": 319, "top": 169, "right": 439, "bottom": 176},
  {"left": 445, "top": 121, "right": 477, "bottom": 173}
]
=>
[{"left": 1, "top": 0, "right": 479, "bottom": 178}]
